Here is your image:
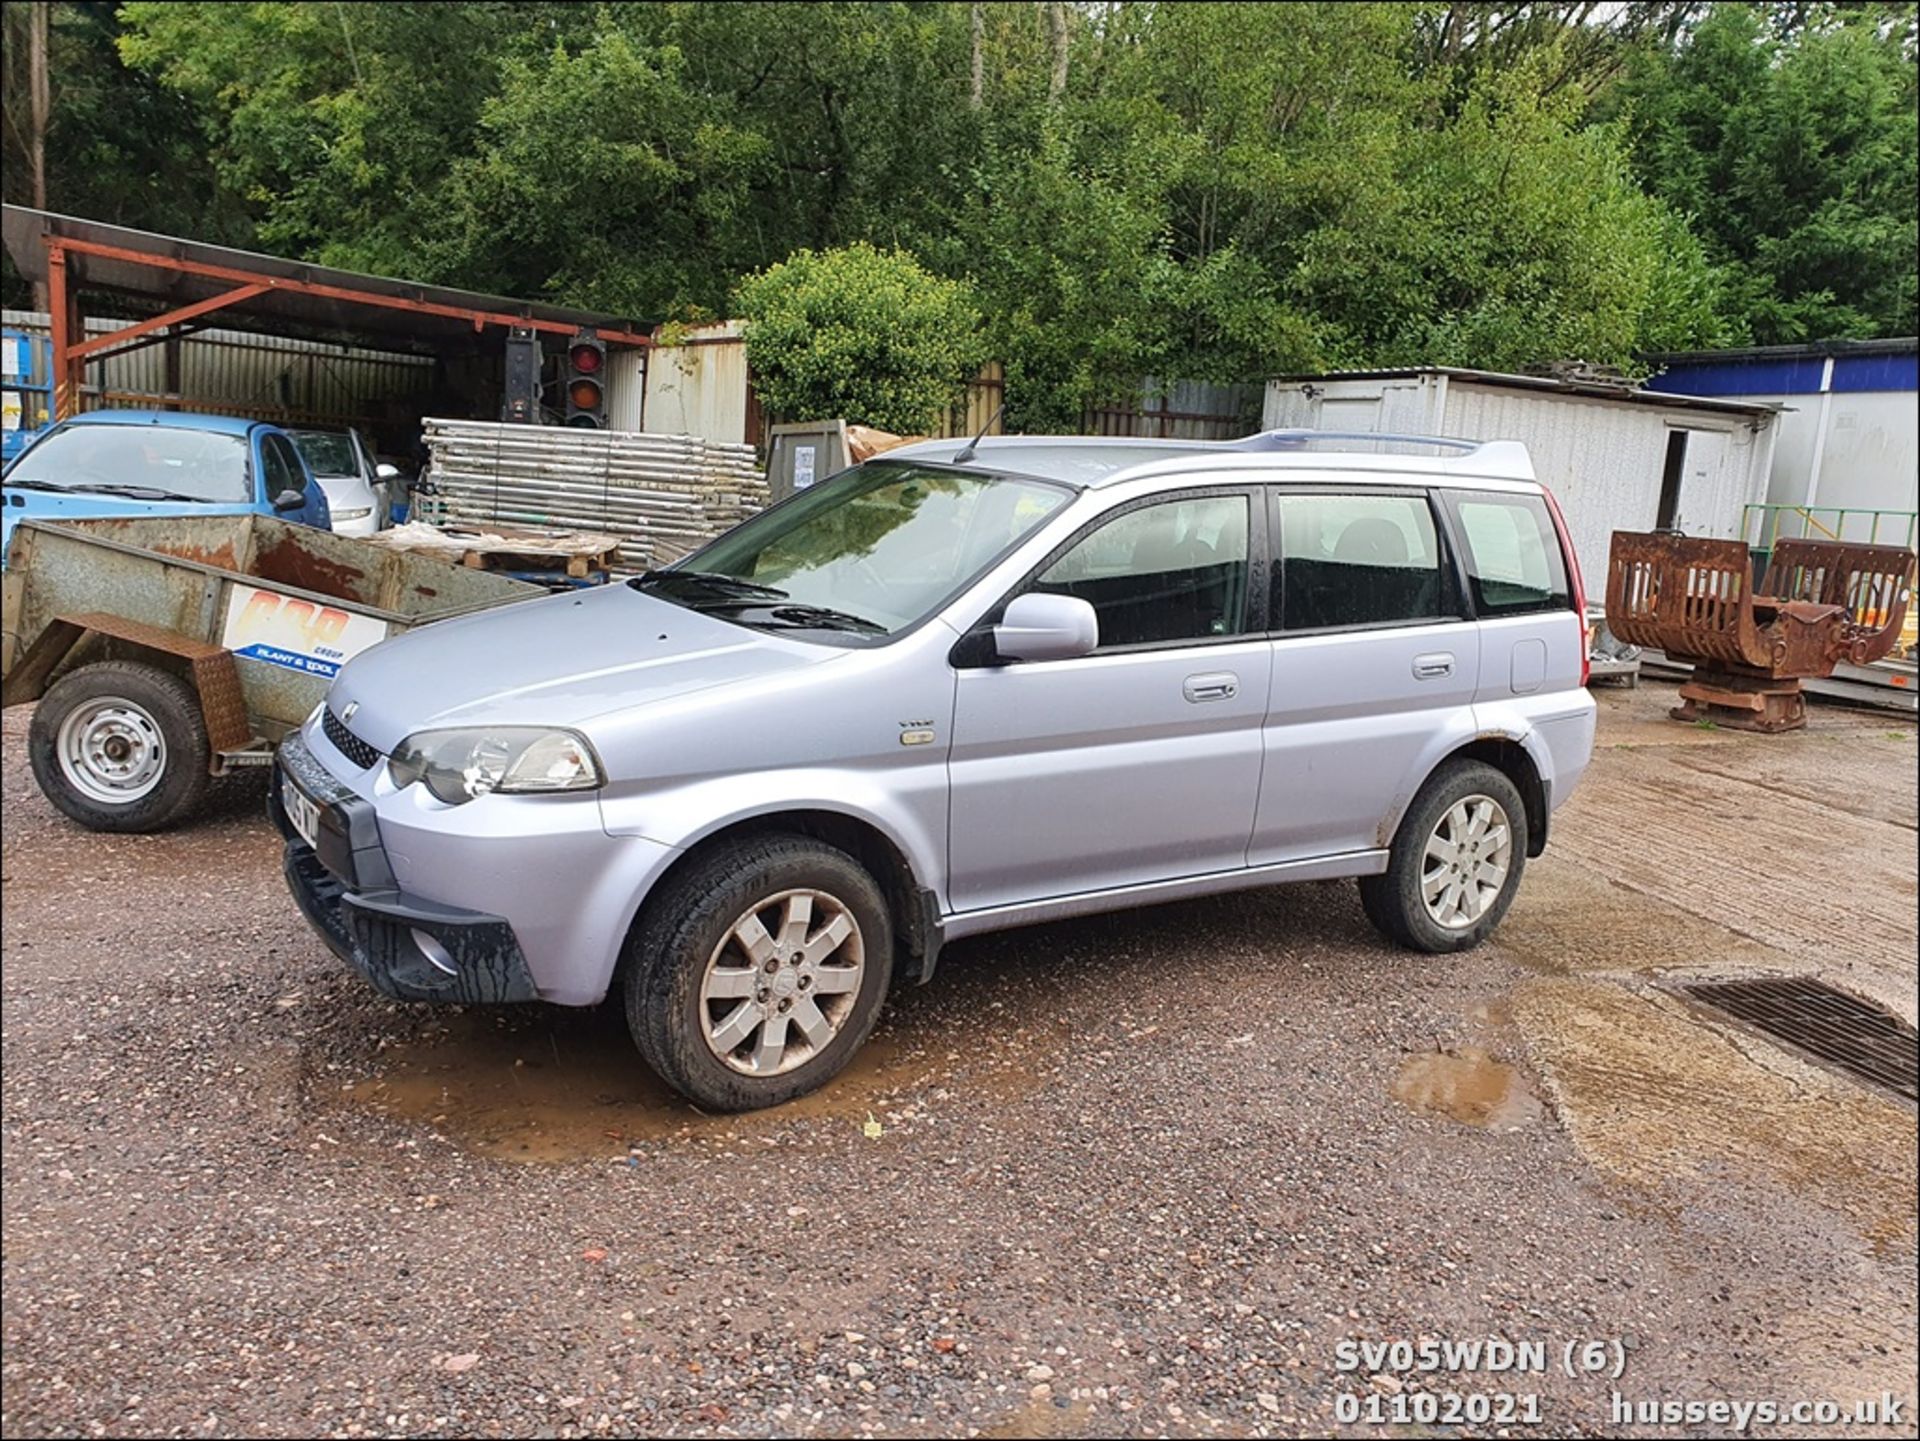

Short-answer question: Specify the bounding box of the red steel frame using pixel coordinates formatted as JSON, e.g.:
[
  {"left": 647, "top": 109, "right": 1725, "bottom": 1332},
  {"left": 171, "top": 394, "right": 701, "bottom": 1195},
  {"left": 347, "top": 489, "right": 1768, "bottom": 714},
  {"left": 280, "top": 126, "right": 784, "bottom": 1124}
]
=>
[{"left": 43, "top": 236, "right": 653, "bottom": 420}]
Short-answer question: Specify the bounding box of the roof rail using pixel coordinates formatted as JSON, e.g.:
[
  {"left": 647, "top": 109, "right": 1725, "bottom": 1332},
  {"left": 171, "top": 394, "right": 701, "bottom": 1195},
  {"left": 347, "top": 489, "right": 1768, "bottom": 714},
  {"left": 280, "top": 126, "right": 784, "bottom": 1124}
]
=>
[
  {"left": 1226, "top": 428, "right": 1479, "bottom": 454},
  {"left": 1222, "top": 428, "right": 1534, "bottom": 481}
]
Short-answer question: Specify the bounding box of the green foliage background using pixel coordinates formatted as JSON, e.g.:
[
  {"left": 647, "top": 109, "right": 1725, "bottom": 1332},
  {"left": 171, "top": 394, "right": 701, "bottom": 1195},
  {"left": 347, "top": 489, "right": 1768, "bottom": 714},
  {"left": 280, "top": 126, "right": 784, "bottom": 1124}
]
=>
[
  {"left": 735, "top": 244, "right": 985, "bottom": 432},
  {"left": 4, "top": 2, "right": 1913, "bottom": 428}
]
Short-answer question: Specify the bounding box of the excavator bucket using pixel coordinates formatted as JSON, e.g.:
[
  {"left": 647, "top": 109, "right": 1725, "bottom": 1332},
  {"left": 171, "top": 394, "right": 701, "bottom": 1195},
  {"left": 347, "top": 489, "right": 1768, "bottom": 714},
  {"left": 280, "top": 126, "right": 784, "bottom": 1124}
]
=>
[
  {"left": 1605, "top": 530, "right": 1916, "bottom": 733},
  {"left": 1759, "top": 538, "right": 1915, "bottom": 667}
]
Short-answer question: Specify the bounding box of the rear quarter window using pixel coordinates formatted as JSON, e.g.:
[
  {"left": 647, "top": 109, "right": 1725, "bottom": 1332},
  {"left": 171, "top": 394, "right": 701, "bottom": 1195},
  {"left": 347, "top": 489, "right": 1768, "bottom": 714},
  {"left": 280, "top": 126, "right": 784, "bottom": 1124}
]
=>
[{"left": 1450, "top": 492, "right": 1571, "bottom": 616}]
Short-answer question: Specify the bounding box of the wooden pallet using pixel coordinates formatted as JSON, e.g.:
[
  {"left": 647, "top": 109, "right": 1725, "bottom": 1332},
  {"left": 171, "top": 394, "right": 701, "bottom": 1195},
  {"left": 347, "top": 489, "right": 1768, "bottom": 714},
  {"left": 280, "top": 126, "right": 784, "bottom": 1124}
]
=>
[
  {"left": 459, "top": 545, "right": 610, "bottom": 579},
  {"left": 429, "top": 523, "right": 619, "bottom": 578}
]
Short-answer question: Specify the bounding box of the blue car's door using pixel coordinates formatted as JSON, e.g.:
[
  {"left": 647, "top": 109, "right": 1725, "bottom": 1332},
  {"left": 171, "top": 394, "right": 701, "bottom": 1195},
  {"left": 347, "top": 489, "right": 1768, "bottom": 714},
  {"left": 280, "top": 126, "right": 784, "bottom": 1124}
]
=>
[{"left": 256, "top": 428, "right": 331, "bottom": 530}]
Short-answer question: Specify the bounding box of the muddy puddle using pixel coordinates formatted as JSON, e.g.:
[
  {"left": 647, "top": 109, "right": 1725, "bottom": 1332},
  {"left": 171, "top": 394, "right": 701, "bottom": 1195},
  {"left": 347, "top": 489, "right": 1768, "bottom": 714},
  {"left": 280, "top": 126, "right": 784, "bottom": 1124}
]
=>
[
  {"left": 1391, "top": 1046, "right": 1543, "bottom": 1129},
  {"left": 336, "top": 1006, "right": 956, "bottom": 1162},
  {"left": 979, "top": 1396, "right": 1093, "bottom": 1438}
]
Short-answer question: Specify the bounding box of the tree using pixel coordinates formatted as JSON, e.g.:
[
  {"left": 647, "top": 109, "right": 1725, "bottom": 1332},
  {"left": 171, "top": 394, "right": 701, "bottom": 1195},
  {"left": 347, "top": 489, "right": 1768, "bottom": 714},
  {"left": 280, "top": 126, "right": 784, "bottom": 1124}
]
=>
[
  {"left": 1615, "top": 3, "right": 1918, "bottom": 342},
  {"left": 55, "top": 0, "right": 1909, "bottom": 410},
  {"left": 736, "top": 243, "right": 985, "bottom": 431},
  {"left": 1, "top": 1, "right": 254, "bottom": 308}
]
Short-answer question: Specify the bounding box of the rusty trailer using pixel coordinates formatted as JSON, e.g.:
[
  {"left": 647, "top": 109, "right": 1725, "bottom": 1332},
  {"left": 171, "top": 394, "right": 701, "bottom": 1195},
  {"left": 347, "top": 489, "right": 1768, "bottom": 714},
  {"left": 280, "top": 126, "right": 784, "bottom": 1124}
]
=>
[
  {"left": 2, "top": 515, "right": 538, "bottom": 831},
  {"left": 1605, "top": 530, "right": 1916, "bottom": 731}
]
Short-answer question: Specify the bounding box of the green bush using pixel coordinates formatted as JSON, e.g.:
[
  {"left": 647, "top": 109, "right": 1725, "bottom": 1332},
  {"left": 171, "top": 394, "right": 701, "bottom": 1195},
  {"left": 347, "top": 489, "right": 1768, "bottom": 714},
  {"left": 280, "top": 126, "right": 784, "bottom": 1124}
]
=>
[{"left": 736, "top": 243, "right": 985, "bottom": 434}]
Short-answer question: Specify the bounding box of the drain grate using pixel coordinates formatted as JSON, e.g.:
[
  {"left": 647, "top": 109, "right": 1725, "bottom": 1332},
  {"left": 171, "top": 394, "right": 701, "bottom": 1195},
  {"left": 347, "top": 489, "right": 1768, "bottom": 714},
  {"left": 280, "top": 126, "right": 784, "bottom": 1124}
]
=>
[{"left": 1680, "top": 977, "right": 1918, "bottom": 1103}]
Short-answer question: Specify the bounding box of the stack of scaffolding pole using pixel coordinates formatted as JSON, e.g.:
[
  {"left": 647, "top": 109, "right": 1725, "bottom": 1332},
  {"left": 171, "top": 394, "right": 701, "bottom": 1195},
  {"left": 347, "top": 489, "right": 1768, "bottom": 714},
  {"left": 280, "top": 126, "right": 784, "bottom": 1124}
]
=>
[{"left": 419, "top": 417, "right": 768, "bottom": 571}]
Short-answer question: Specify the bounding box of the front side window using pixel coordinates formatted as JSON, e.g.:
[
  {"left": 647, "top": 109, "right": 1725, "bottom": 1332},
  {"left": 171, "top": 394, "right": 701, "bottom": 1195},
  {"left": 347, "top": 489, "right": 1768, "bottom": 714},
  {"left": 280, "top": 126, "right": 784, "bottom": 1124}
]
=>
[
  {"left": 1029, "top": 493, "right": 1251, "bottom": 648},
  {"left": 1450, "top": 492, "right": 1570, "bottom": 615},
  {"left": 1276, "top": 491, "right": 1453, "bottom": 630},
  {"left": 261, "top": 435, "right": 307, "bottom": 499},
  {"left": 639, "top": 460, "right": 1073, "bottom": 639},
  {"left": 2, "top": 423, "right": 251, "bottom": 503}
]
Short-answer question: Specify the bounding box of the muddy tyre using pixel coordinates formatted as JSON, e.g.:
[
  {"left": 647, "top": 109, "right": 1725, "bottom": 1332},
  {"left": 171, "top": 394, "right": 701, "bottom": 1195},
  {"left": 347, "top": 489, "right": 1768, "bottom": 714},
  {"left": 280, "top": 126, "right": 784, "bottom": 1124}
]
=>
[
  {"left": 28, "top": 661, "right": 212, "bottom": 834},
  {"left": 625, "top": 835, "right": 894, "bottom": 1111},
  {"left": 1360, "top": 759, "right": 1528, "bottom": 954}
]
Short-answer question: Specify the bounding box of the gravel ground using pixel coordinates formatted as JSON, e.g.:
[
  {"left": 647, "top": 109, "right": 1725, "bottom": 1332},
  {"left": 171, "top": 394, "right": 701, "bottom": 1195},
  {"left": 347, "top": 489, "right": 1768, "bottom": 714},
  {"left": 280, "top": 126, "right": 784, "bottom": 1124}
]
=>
[{"left": 3, "top": 683, "right": 1915, "bottom": 1439}]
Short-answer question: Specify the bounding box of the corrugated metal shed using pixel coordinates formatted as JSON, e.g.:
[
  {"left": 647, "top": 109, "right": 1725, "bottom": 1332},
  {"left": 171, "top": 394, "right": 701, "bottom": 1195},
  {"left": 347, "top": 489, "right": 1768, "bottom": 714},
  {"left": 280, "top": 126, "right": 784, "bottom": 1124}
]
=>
[
  {"left": 638, "top": 321, "right": 748, "bottom": 444},
  {"left": 1262, "top": 368, "right": 1779, "bottom": 587},
  {"left": 4, "top": 308, "right": 435, "bottom": 431},
  {"left": 2, "top": 206, "right": 652, "bottom": 352}
]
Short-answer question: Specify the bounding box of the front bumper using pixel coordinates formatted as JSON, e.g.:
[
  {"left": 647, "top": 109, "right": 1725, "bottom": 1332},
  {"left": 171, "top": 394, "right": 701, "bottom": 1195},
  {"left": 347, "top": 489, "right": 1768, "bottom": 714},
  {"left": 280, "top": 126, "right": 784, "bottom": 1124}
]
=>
[{"left": 272, "top": 728, "right": 538, "bottom": 1004}]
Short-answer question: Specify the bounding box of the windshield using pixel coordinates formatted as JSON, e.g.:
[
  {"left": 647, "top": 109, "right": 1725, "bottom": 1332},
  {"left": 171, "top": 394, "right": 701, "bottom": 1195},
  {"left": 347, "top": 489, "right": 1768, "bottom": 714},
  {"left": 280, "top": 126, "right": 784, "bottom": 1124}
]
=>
[
  {"left": 640, "top": 460, "right": 1074, "bottom": 637},
  {"left": 2, "top": 424, "right": 251, "bottom": 503},
  {"left": 288, "top": 430, "right": 360, "bottom": 478}
]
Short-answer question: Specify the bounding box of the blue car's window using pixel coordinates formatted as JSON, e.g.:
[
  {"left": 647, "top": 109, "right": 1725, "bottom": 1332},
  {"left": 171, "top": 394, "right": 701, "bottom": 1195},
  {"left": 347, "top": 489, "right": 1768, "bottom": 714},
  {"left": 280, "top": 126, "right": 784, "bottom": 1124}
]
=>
[{"left": 3, "top": 424, "right": 251, "bottom": 503}]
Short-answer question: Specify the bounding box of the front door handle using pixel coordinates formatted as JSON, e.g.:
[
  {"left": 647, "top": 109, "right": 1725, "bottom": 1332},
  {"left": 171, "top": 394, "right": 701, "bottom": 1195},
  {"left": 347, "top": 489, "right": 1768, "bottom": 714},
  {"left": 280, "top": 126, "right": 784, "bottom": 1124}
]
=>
[
  {"left": 1413, "top": 652, "right": 1455, "bottom": 680},
  {"left": 1184, "top": 672, "right": 1239, "bottom": 702}
]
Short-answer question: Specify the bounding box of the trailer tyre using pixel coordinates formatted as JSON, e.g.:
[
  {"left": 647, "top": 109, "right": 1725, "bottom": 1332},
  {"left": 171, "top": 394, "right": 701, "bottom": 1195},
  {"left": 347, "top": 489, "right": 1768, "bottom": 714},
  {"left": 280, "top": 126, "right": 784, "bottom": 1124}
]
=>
[{"left": 29, "top": 661, "right": 212, "bottom": 833}]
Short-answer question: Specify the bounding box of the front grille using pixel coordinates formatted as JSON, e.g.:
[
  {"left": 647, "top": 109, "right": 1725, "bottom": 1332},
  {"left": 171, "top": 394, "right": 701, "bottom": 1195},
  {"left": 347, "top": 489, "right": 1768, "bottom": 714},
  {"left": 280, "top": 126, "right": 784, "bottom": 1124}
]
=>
[{"left": 322, "top": 707, "right": 381, "bottom": 770}]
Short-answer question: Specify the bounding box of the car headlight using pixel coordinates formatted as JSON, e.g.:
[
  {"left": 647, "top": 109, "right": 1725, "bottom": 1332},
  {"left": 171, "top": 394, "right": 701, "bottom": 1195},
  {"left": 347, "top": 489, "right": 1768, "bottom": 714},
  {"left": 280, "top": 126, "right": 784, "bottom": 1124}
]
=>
[
  {"left": 386, "top": 727, "right": 602, "bottom": 805},
  {"left": 331, "top": 506, "right": 373, "bottom": 521}
]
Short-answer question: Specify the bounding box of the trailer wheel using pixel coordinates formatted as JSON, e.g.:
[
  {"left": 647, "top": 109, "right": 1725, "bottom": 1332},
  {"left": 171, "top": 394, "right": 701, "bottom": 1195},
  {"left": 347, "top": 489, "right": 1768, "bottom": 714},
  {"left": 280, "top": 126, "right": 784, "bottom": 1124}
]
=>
[{"left": 28, "top": 661, "right": 212, "bottom": 833}]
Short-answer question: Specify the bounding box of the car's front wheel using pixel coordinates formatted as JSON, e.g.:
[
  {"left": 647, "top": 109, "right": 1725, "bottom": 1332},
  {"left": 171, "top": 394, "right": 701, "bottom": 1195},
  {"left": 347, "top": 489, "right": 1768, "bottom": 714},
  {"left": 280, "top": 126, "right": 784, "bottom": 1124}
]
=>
[
  {"left": 1359, "top": 759, "right": 1528, "bottom": 953},
  {"left": 625, "top": 835, "right": 894, "bottom": 1111}
]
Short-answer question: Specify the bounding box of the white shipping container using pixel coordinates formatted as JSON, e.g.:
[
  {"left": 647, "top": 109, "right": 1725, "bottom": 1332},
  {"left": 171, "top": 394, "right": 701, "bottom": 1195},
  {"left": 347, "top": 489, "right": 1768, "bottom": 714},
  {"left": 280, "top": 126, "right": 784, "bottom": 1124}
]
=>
[{"left": 1262, "top": 368, "right": 1779, "bottom": 587}]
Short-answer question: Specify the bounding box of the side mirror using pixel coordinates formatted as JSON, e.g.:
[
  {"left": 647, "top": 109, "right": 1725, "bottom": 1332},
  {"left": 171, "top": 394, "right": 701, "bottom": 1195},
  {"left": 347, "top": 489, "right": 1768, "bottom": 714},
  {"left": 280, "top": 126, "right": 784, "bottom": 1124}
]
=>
[
  {"left": 271, "top": 488, "right": 307, "bottom": 512},
  {"left": 375, "top": 463, "right": 400, "bottom": 481},
  {"left": 993, "top": 592, "right": 1099, "bottom": 663}
]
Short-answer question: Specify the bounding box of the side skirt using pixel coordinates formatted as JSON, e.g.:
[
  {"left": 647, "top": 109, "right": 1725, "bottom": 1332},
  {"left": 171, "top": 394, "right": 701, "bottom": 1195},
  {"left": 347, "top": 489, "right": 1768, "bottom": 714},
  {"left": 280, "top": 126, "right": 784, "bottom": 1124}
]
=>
[{"left": 941, "top": 849, "right": 1390, "bottom": 942}]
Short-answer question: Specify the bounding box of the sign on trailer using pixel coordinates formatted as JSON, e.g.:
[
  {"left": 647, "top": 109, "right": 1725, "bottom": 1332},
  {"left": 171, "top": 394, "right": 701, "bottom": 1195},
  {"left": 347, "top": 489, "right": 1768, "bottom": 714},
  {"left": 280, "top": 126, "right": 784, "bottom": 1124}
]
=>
[{"left": 222, "top": 584, "right": 389, "bottom": 679}]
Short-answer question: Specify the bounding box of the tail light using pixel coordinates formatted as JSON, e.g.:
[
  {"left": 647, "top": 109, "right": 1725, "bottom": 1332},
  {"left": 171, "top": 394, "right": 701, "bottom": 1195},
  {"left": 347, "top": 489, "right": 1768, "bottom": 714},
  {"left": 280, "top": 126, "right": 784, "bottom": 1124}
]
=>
[{"left": 1541, "top": 485, "right": 1589, "bottom": 686}]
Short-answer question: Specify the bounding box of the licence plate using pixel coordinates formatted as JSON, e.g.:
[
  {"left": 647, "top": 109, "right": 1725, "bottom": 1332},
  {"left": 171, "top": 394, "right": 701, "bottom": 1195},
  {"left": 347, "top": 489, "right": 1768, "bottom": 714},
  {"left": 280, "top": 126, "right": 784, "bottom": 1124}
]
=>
[{"left": 283, "top": 776, "right": 322, "bottom": 850}]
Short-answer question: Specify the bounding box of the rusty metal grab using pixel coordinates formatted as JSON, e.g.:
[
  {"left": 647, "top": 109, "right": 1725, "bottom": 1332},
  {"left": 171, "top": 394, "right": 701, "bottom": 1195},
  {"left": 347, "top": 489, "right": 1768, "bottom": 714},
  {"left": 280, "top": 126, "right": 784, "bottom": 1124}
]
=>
[{"left": 1605, "top": 531, "right": 1915, "bottom": 731}]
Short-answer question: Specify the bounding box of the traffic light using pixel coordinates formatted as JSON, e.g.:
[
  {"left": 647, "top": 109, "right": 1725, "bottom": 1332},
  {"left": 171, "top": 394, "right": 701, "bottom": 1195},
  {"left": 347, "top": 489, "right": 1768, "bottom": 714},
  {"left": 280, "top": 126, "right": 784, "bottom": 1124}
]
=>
[{"left": 564, "top": 329, "right": 607, "bottom": 428}]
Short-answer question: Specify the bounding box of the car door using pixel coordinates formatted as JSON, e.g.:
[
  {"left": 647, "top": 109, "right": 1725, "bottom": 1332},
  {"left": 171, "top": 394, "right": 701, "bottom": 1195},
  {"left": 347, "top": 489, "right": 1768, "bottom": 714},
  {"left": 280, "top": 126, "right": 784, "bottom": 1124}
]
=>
[
  {"left": 1250, "top": 485, "right": 1482, "bottom": 866},
  {"left": 258, "top": 430, "right": 330, "bottom": 530},
  {"left": 945, "top": 486, "right": 1273, "bottom": 914}
]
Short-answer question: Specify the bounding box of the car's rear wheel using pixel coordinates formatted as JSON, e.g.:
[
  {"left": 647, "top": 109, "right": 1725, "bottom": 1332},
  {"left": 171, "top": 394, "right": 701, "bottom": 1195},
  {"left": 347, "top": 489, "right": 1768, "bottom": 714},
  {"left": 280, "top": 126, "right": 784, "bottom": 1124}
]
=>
[
  {"left": 1360, "top": 759, "right": 1528, "bottom": 953},
  {"left": 28, "top": 661, "right": 211, "bottom": 833},
  {"left": 625, "top": 835, "right": 893, "bottom": 1111}
]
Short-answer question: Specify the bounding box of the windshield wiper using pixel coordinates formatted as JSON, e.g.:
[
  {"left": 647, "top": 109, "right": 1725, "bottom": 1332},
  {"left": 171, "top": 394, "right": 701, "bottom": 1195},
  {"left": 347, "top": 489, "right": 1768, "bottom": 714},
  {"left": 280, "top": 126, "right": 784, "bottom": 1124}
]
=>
[
  {"left": 630, "top": 569, "right": 789, "bottom": 600},
  {"left": 1, "top": 477, "right": 67, "bottom": 492},
  {"left": 737, "top": 602, "right": 888, "bottom": 635},
  {"left": 66, "top": 482, "right": 207, "bottom": 503}
]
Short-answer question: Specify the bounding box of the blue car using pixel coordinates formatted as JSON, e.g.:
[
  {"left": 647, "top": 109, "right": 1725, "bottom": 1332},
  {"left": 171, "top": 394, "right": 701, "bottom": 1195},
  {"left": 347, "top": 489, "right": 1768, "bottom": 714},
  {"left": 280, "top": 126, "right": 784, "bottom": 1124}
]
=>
[{"left": 1, "top": 411, "right": 331, "bottom": 565}]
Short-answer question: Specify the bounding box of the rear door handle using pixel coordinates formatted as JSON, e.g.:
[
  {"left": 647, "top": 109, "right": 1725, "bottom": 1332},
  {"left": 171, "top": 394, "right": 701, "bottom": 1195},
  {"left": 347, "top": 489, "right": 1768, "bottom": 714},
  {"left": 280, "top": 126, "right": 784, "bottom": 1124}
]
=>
[
  {"left": 1413, "top": 652, "right": 1455, "bottom": 680},
  {"left": 1184, "top": 672, "right": 1239, "bottom": 703}
]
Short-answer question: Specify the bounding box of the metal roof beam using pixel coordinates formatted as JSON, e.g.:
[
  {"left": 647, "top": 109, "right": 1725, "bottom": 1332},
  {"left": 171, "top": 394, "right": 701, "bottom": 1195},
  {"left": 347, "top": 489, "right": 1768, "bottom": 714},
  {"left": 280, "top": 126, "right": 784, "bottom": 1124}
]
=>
[
  {"left": 50, "top": 236, "right": 655, "bottom": 348},
  {"left": 68, "top": 281, "right": 268, "bottom": 362}
]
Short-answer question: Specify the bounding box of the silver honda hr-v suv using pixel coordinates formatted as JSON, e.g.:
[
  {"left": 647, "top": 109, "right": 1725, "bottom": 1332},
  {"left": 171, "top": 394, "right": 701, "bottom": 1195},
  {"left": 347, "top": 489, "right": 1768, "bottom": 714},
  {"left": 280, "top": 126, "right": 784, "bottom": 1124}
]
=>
[{"left": 274, "top": 430, "right": 1596, "bottom": 1109}]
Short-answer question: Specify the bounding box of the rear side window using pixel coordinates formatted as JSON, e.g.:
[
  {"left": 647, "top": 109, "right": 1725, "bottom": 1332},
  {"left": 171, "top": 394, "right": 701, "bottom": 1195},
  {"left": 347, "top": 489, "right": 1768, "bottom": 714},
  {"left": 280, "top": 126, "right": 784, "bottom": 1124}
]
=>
[
  {"left": 1275, "top": 492, "right": 1454, "bottom": 631},
  {"left": 1450, "top": 492, "right": 1570, "bottom": 615}
]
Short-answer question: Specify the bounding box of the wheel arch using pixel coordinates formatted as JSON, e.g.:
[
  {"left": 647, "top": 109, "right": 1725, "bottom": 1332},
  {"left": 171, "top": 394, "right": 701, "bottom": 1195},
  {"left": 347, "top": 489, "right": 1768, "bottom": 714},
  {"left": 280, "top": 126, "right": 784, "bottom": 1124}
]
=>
[
  {"left": 619, "top": 807, "right": 943, "bottom": 991},
  {"left": 1442, "top": 735, "right": 1549, "bottom": 858},
  {"left": 6, "top": 613, "right": 250, "bottom": 766},
  {"left": 1383, "top": 732, "right": 1551, "bottom": 859}
]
